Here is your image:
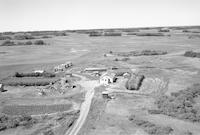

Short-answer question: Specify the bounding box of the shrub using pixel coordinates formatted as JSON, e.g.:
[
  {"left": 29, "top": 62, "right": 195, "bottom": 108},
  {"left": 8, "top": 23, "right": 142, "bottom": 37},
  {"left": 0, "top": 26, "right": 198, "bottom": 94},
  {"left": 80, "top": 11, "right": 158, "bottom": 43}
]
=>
[
  {"left": 0, "top": 114, "right": 37, "bottom": 131},
  {"left": 183, "top": 30, "right": 200, "bottom": 33},
  {"left": 126, "top": 32, "right": 138, "bottom": 35},
  {"left": 125, "top": 74, "right": 145, "bottom": 90},
  {"left": 1, "top": 76, "right": 58, "bottom": 86},
  {"left": 1, "top": 40, "right": 16, "bottom": 46},
  {"left": 140, "top": 50, "right": 167, "bottom": 55},
  {"left": 89, "top": 32, "right": 103, "bottom": 37},
  {"left": 154, "top": 84, "right": 200, "bottom": 122},
  {"left": 136, "top": 33, "right": 164, "bottom": 36},
  {"left": 159, "top": 29, "right": 170, "bottom": 32},
  {"left": 116, "top": 50, "right": 167, "bottom": 57},
  {"left": 129, "top": 115, "right": 173, "bottom": 135},
  {"left": 121, "top": 57, "right": 130, "bottom": 61},
  {"left": 34, "top": 40, "right": 45, "bottom": 45},
  {"left": 2, "top": 32, "right": 14, "bottom": 35},
  {"left": 25, "top": 41, "right": 32, "bottom": 45},
  {"left": 55, "top": 32, "right": 67, "bottom": 36},
  {"left": 184, "top": 51, "right": 200, "bottom": 58},
  {"left": 14, "top": 72, "right": 55, "bottom": 78},
  {"left": 188, "top": 35, "right": 200, "bottom": 39},
  {"left": 0, "top": 36, "right": 12, "bottom": 40},
  {"left": 14, "top": 35, "right": 35, "bottom": 40},
  {"left": 17, "top": 41, "right": 32, "bottom": 46},
  {"left": 42, "top": 35, "right": 52, "bottom": 38},
  {"left": 103, "top": 32, "right": 122, "bottom": 36}
]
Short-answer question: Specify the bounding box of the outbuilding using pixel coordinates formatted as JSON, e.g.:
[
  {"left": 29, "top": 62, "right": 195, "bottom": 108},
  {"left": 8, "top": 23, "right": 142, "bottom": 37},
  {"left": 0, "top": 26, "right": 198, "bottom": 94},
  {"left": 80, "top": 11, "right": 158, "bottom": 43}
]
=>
[
  {"left": 0, "top": 84, "right": 4, "bottom": 92},
  {"left": 34, "top": 70, "right": 45, "bottom": 74}
]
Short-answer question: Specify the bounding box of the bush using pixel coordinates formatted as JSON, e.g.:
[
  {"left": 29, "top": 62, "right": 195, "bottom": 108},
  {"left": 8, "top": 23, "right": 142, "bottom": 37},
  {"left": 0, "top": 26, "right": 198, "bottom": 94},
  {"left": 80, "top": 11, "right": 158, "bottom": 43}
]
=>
[
  {"left": 42, "top": 35, "right": 52, "bottom": 38},
  {"left": 154, "top": 84, "right": 200, "bottom": 122},
  {"left": 16, "top": 41, "right": 32, "bottom": 46},
  {"left": 34, "top": 40, "right": 45, "bottom": 45},
  {"left": 0, "top": 36, "right": 12, "bottom": 40},
  {"left": 1, "top": 40, "right": 16, "bottom": 46},
  {"left": 129, "top": 115, "right": 173, "bottom": 135},
  {"left": 2, "top": 32, "right": 14, "bottom": 35},
  {"left": 103, "top": 32, "right": 122, "bottom": 36},
  {"left": 14, "top": 35, "right": 35, "bottom": 40},
  {"left": 126, "top": 32, "right": 138, "bottom": 35},
  {"left": 183, "top": 30, "right": 200, "bottom": 33},
  {"left": 0, "top": 114, "right": 37, "bottom": 131},
  {"left": 25, "top": 41, "right": 32, "bottom": 45},
  {"left": 159, "top": 29, "right": 170, "bottom": 32},
  {"left": 1, "top": 76, "right": 58, "bottom": 86},
  {"left": 188, "top": 35, "right": 200, "bottom": 39},
  {"left": 184, "top": 51, "right": 200, "bottom": 58},
  {"left": 14, "top": 72, "right": 55, "bottom": 78},
  {"left": 136, "top": 33, "right": 164, "bottom": 36},
  {"left": 125, "top": 74, "right": 145, "bottom": 90},
  {"left": 89, "top": 32, "right": 103, "bottom": 37},
  {"left": 116, "top": 50, "right": 167, "bottom": 57},
  {"left": 55, "top": 32, "right": 67, "bottom": 36}
]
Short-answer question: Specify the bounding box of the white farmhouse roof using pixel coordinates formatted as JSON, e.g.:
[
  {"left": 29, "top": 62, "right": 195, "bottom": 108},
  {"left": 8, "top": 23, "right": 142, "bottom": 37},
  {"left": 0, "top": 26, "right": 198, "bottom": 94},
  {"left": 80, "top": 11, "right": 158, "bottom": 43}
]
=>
[{"left": 101, "top": 72, "right": 116, "bottom": 79}]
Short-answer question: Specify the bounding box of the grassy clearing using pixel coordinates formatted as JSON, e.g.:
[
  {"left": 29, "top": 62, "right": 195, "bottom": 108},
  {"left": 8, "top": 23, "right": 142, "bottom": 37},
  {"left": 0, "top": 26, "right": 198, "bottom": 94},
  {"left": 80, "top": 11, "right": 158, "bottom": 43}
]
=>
[
  {"left": 2, "top": 104, "right": 72, "bottom": 116},
  {"left": 129, "top": 115, "right": 173, "bottom": 135},
  {"left": 150, "top": 84, "right": 200, "bottom": 122}
]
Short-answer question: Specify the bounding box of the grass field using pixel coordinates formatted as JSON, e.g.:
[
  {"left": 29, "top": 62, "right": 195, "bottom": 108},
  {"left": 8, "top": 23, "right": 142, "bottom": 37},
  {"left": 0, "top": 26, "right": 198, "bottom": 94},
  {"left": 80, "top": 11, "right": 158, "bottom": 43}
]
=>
[{"left": 1, "top": 28, "right": 200, "bottom": 135}]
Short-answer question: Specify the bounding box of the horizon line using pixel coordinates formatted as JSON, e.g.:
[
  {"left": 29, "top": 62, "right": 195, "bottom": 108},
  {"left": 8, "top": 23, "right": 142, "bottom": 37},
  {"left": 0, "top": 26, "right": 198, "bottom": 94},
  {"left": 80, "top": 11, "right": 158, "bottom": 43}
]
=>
[{"left": 1, "top": 25, "right": 200, "bottom": 33}]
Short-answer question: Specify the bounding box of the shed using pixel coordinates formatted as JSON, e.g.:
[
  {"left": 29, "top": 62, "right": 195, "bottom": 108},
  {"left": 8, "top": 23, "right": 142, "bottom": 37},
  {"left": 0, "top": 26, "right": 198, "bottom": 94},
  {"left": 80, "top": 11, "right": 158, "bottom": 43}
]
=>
[
  {"left": 84, "top": 67, "right": 107, "bottom": 72},
  {"left": 34, "top": 70, "right": 45, "bottom": 74},
  {"left": 65, "top": 72, "right": 72, "bottom": 77},
  {"left": 0, "top": 84, "right": 4, "bottom": 92}
]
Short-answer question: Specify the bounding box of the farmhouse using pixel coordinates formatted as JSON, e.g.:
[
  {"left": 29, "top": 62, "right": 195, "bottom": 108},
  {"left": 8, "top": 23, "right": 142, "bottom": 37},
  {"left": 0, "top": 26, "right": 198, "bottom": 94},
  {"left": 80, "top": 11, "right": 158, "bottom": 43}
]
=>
[{"left": 100, "top": 72, "right": 116, "bottom": 85}]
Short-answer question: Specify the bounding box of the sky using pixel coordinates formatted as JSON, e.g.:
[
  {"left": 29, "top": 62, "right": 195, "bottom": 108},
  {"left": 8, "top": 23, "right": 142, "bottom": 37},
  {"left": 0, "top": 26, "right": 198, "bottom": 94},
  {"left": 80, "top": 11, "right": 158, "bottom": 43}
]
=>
[{"left": 0, "top": 0, "right": 200, "bottom": 32}]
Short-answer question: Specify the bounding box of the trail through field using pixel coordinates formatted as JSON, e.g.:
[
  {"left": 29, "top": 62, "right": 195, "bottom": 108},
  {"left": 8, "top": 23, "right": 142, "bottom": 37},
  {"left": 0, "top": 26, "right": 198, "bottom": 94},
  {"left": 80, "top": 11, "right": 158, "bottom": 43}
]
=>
[{"left": 65, "top": 74, "right": 100, "bottom": 135}]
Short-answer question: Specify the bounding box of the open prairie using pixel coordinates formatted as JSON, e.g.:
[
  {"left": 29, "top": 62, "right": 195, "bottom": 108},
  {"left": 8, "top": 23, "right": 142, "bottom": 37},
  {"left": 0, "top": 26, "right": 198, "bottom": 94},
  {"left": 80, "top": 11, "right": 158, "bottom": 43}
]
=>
[{"left": 1, "top": 27, "right": 200, "bottom": 135}]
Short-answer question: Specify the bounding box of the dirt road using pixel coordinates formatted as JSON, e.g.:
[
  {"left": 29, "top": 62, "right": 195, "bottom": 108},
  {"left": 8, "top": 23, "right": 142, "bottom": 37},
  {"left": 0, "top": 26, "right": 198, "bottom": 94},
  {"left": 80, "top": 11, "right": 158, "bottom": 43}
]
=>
[{"left": 65, "top": 74, "right": 100, "bottom": 135}]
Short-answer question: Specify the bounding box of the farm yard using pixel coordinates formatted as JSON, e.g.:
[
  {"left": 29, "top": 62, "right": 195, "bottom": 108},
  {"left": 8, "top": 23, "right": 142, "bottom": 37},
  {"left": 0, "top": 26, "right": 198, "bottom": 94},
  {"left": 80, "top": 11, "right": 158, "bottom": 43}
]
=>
[{"left": 0, "top": 26, "right": 200, "bottom": 135}]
